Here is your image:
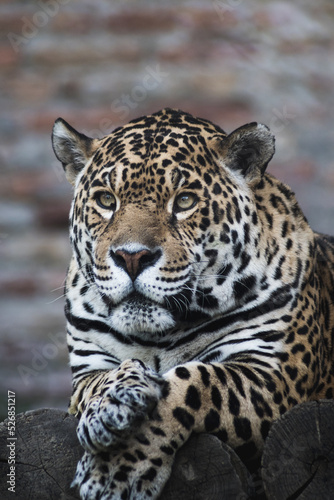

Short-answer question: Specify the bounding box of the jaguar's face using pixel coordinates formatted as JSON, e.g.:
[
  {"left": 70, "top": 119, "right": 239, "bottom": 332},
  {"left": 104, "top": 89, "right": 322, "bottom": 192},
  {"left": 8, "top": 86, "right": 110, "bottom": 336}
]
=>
[
  {"left": 70, "top": 140, "right": 233, "bottom": 336},
  {"left": 52, "top": 108, "right": 275, "bottom": 337}
]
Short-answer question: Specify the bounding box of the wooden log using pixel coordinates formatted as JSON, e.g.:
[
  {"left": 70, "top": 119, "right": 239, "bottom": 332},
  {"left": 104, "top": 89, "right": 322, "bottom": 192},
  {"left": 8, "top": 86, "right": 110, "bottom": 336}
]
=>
[
  {"left": 161, "top": 433, "right": 253, "bottom": 500},
  {"left": 261, "top": 400, "right": 334, "bottom": 500},
  {"left": 0, "top": 408, "right": 83, "bottom": 500},
  {"left": 0, "top": 408, "right": 252, "bottom": 500}
]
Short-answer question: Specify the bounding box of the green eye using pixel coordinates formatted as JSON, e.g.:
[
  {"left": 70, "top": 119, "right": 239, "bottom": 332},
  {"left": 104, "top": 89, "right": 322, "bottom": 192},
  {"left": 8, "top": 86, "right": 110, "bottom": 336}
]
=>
[
  {"left": 96, "top": 192, "right": 116, "bottom": 210},
  {"left": 174, "top": 192, "right": 198, "bottom": 212}
]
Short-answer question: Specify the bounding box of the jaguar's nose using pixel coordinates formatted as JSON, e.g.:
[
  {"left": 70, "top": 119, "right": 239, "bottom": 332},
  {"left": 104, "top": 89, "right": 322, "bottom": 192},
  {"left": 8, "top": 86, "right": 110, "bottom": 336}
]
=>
[{"left": 110, "top": 247, "right": 162, "bottom": 281}]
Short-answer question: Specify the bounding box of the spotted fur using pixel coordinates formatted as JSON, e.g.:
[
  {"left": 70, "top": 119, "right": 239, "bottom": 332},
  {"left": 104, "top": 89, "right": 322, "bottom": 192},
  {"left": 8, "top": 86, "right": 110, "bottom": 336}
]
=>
[{"left": 52, "top": 108, "right": 334, "bottom": 500}]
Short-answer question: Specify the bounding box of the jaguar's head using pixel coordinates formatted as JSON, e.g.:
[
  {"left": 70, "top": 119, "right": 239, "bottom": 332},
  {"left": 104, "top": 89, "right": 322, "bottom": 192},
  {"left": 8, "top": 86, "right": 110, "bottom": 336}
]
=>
[{"left": 52, "top": 108, "right": 275, "bottom": 337}]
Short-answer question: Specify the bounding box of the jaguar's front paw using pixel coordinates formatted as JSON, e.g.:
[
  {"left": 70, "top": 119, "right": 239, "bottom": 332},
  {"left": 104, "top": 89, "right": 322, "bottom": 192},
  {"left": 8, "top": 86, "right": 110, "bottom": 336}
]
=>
[
  {"left": 77, "top": 359, "right": 165, "bottom": 453},
  {"left": 72, "top": 445, "right": 173, "bottom": 500},
  {"left": 110, "top": 359, "right": 164, "bottom": 412},
  {"left": 77, "top": 397, "right": 135, "bottom": 452}
]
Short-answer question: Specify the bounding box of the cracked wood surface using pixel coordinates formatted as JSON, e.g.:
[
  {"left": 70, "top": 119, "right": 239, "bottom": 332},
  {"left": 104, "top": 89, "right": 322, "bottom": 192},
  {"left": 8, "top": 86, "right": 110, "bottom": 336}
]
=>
[
  {"left": 1, "top": 402, "right": 334, "bottom": 499},
  {"left": 0, "top": 408, "right": 251, "bottom": 500}
]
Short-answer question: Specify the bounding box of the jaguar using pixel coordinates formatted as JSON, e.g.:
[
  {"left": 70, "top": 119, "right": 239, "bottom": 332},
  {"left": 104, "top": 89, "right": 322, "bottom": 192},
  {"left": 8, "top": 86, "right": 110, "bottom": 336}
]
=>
[{"left": 52, "top": 108, "right": 334, "bottom": 499}]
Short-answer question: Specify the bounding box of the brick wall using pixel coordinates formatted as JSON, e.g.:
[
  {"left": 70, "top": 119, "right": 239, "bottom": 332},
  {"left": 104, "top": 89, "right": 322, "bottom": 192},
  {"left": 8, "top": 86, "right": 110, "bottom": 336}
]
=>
[{"left": 1, "top": 0, "right": 334, "bottom": 416}]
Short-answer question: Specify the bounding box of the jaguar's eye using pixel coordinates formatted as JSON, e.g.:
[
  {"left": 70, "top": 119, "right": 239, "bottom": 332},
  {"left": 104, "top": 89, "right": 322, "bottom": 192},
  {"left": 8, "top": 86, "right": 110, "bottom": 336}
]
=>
[
  {"left": 95, "top": 192, "right": 116, "bottom": 210},
  {"left": 174, "top": 192, "right": 198, "bottom": 212}
]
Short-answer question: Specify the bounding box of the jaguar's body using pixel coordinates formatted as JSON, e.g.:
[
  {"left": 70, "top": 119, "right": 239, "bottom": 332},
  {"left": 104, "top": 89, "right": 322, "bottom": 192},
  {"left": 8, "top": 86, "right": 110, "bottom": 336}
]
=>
[{"left": 52, "top": 108, "right": 334, "bottom": 500}]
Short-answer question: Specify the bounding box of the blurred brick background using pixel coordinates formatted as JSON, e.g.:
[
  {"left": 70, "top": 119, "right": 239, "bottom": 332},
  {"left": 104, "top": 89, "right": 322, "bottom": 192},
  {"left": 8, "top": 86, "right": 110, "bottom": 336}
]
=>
[{"left": 1, "top": 0, "right": 334, "bottom": 419}]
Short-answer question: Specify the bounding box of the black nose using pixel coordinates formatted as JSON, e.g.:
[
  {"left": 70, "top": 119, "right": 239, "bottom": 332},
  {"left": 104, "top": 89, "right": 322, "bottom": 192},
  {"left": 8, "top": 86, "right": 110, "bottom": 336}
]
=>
[{"left": 110, "top": 248, "right": 162, "bottom": 281}]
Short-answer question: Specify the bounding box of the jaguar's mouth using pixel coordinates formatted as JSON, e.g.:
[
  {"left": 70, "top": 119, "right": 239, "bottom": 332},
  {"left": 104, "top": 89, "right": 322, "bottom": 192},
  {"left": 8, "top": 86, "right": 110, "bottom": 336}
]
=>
[
  {"left": 103, "top": 291, "right": 158, "bottom": 312},
  {"left": 126, "top": 292, "right": 155, "bottom": 306},
  {"left": 106, "top": 292, "right": 176, "bottom": 336}
]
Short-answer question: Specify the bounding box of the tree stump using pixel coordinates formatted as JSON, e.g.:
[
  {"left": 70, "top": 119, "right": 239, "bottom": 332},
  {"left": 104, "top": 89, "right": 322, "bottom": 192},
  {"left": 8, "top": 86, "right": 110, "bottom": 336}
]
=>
[
  {"left": 3, "top": 402, "right": 334, "bottom": 499},
  {"left": 261, "top": 400, "right": 334, "bottom": 500},
  {"left": 161, "top": 433, "right": 253, "bottom": 500},
  {"left": 0, "top": 408, "right": 252, "bottom": 500},
  {"left": 0, "top": 408, "right": 82, "bottom": 500}
]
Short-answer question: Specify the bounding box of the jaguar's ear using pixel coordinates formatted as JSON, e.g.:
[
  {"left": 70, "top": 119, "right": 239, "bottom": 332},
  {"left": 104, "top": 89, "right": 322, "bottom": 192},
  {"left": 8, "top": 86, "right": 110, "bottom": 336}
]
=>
[
  {"left": 52, "top": 118, "right": 98, "bottom": 186},
  {"left": 219, "top": 122, "right": 275, "bottom": 186}
]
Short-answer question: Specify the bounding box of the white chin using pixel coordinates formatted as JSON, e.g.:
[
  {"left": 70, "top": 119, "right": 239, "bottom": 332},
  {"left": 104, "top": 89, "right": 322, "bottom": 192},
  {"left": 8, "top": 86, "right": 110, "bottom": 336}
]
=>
[{"left": 109, "top": 302, "right": 176, "bottom": 336}]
